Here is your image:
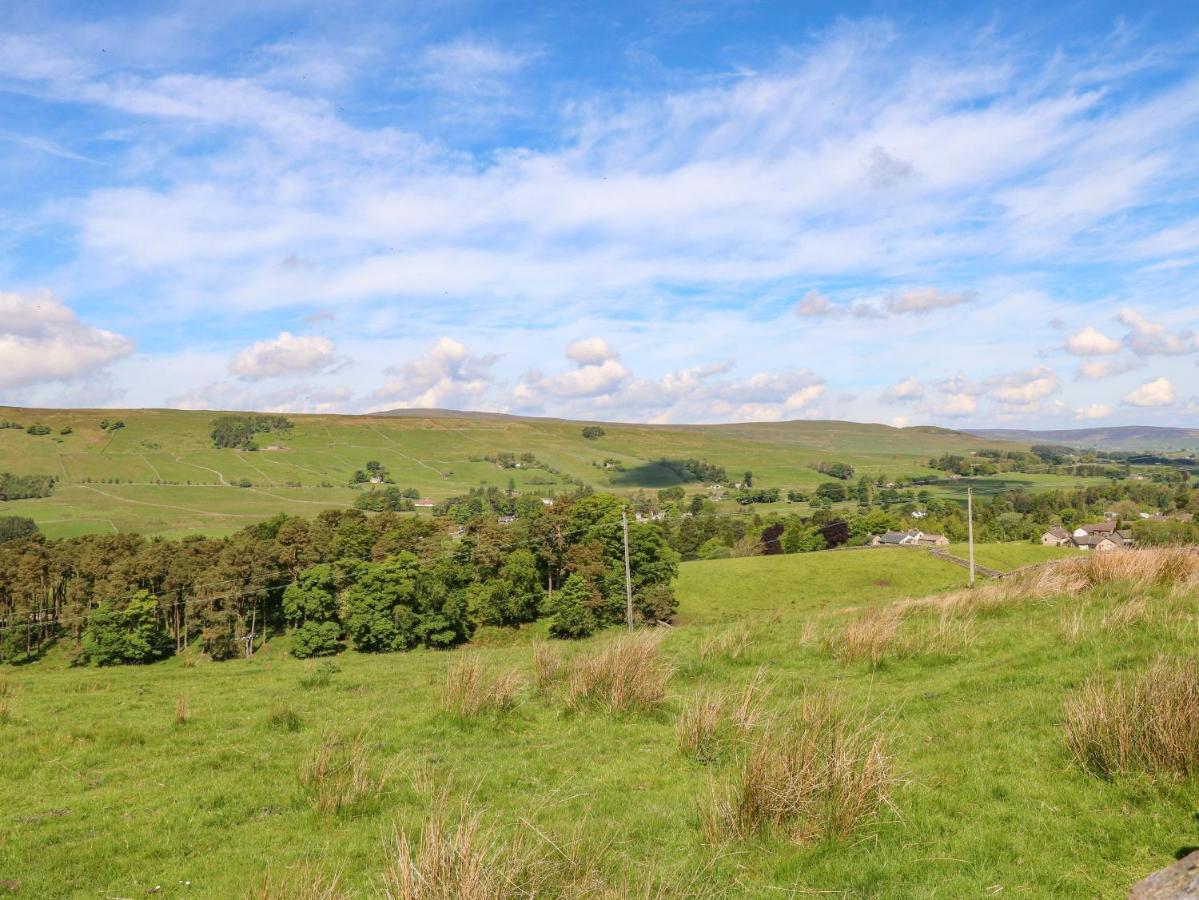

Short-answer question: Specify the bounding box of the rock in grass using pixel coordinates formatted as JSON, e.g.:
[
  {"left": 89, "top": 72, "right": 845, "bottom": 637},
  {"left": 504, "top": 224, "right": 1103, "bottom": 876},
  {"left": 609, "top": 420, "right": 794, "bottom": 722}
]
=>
[{"left": 1131, "top": 850, "right": 1199, "bottom": 899}]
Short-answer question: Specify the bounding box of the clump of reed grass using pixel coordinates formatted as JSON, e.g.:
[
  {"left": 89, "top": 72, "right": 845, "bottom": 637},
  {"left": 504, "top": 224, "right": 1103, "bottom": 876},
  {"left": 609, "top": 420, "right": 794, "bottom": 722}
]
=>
[
  {"left": 299, "top": 660, "right": 340, "bottom": 690},
  {"left": 676, "top": 670, "right": 772, "bottom": 764},
  {"left": 246, "top": 865, "right": 350, "bottom": 899},
  {"left": 825, "top": 607, "right": 908, "bottom": 667},
  {"left": 174, "top": 693, "right": 189, "bottom": 726},
  {"left": 698, "top": 624, "right": 752, "bottom": 663},
  {"left": 267, "top": 705, "right": 304, "bottom": 733},
  {"left": 702, "top": 694, "right": 893, "bottom": 845},
  {"left": 564, "top": 632, "right": 671, "bottom": 714},
  {"left": 0, "top": 681, "right": 10, "bottom": 724},
  {"left": 531, "top": 641, "right": 565, "bottom": 696},
  {"left": 441, "top": 656, "right": 523, "bottom": 718},
  {"left": 382, "top": 798, "right": 551, "bottom": 900},
  {"left": 1065, "top": 656, "right": 1199, "bottom": 780},
  {"left": 301, "top": 728, "right": 393, "bottom": 815}
]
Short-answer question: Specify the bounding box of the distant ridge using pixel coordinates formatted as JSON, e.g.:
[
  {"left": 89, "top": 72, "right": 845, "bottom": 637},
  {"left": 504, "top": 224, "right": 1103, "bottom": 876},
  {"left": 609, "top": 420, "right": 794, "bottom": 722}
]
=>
[
  {"left": 370, "top": 407, "right": 536, "bottom": 421},
  {"left": 967, "top": 425, "right": 1199, "bottom": 452}
]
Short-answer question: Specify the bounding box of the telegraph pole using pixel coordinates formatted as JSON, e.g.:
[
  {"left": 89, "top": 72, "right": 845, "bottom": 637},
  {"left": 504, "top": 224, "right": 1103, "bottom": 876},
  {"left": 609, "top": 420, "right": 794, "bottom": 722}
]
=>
[
  {"left": 621, "top": 508, "right": 634, "bottom": 631},
  {"left": 967, "top": 487, "right": 976, "bottom": 587}
]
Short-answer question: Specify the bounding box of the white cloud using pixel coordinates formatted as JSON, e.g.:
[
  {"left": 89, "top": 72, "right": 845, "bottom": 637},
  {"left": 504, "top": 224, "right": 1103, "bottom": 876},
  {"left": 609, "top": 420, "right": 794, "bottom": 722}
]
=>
[
  {"left": 934, "top": 393, "right": 978, "bottom": 417},
  {"left": 371, "top": 337, "right": 498, "bottom": 410},
  {"left": 516, "top": 337, "right": 631, "bottom": 400},
  {"left": 0, "top": 289, "right": 134, "bottom": 389},
  {"left": 417, "top": 38, "right": 532, "bottom": 96},
  {"left": 229, "top": 331, "right": 337, "bottom": 380},
  {"left": 1075, "top": 357, "right": 1140, "bottom": 380},
  {"left": 795, "top": 290, "right": 834, "bottom": 318},
  {"left": 1065, "top": 325, "right": 1120, "bottom": 356},
  {"left": 882, "top": 376, "right": 924, "bottom": 402},
  {"left": 1122, "top": 377, "right": 1175, "bottom": 408},
  {"left": 1074, "top": 403, "right": 1113, "bottom": 420},
  {"left": 1118, "top": 308, "right": 1198, "bottom": 356},
  {"left": 565, "top": 337, "right": 619, "bottom": 366},
  {"left": 884, "top": 288, "right": 972, "bottom": 316},
  {"left": 987, "top": 366, "right": 1060, "bottom": 406},
  {"left": 511, "top": 339, "right": 826, "bottom": 422},
  {"left": 890, "top": 415, "right": 910, "bottom": 428},
  {"left": 170, "top": 381, "right": 352, "bottom": 413}
]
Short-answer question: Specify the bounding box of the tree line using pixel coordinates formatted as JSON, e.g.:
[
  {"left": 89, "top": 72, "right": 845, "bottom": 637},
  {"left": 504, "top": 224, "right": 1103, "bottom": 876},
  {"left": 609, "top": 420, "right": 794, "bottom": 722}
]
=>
[{"left": 0, "top": 490, "right": 678, "bottom": 666}]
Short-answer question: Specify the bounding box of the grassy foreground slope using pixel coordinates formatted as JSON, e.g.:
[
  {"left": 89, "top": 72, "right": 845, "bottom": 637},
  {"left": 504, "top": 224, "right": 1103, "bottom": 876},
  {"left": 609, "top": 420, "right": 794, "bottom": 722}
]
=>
[
  {"left": 2, "top": 548, "right": 1195, "bottom": 897},
  {"left": 0, "top": 405, "right": 1113, "bottom": 539}
]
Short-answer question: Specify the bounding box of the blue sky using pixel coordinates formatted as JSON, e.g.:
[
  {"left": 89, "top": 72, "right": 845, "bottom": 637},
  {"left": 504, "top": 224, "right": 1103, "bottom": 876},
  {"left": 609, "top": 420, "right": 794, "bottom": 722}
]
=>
[{"left": 2, "top": 1, "right": 1198, "bottom": 427}]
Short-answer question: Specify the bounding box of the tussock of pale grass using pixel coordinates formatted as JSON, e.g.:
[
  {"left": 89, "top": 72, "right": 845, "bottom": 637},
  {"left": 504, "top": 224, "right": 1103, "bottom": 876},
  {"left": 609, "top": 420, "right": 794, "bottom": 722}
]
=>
[
  {"left": 0, "top": 679, "right": 12, "bottom": 722},
  {"left": 895, "top": 549, "right": 1199, "bottom": 626},
  {"left": 1066, "top": 656, "right": 1199, "bottom": 779},
  {"left": 383, "top": 799, "right": 549, "bottom": 900},
  {"left": 1100, "top": 594, "right": 1155, "bottom": 633},
  {"left": 565, "top": 632, "right": 671, "bottom": 714},
  {"left": 246, "top": 865, "right": 349, "bottom": 900},
  {"left": 1059, "top": 609, "right": 1088, "bottom": 643},
  {"left": 301, "top": 728, "right": 393, "bottom": 815},
  {"left": 698, "top": 625, "right": 752, "bottom": 663},
  {"left": 174, "top": 693, "right": 189, "bottom": 725},
  {"left": 825, "top": 607, "right": 906, "bottom": 666},
  {"left": 531, "top": 641, "right": 564, "bottom": 696},
  {"left": 677, "top": 670, "right": 772, "bottom": 763},
  {"left": 702, "top": 694, "right": 893, "bottom": 845},
  {"left": 441, "top": 656, "right": 522, "bottom": 717}
]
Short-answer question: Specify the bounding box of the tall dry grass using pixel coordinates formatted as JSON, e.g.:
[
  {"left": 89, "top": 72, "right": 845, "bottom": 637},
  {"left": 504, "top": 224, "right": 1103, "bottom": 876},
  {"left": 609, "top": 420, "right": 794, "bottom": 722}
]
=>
[
  {"left": 174, "top": 693, "right": 189, "bottom": 725},
  {"left": 564, "top": 632, "right": 671, "bottom": 714},
  {"left": 382, "top": 797, "right": 612, "bottom": 899},
  {"left": 698, "top": 625, "right": 752, "bottom": 663},
  {"left": 531, "top": 641, "right": 565, "bottom": 696},
  {"left": 0, "top": 678, "right": 11, "bottom": 722},
  {"left": 1066, "top": 656, "right": 1199, "bottom": 779},
  {"left": 301, "top": 728, "right": 394, "bottom": 815},
  {"left": 825, "top": 607, "right": 975, "bottom": 666},
  {"left": 677, "top": 670, "right": 772, "bottom": 763},
  {"left": 246, "top": 865, "right": 350, "bottom": 900},
  {"left": 441, "top": 656, "right": 523, "bottom": 717},
  {"left": 702, "top": 694, "right": 893, "bottom": 845}
]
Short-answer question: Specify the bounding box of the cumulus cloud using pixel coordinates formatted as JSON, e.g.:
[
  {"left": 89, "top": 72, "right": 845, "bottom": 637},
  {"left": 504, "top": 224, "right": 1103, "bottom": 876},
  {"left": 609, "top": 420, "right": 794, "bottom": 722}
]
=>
[
  {"left": 1122, "top": 376, "right": 1176, "bottom": 408},
  {"left": 882, "top": 376, "right": 924, "bottom": 402},
  {"left": 372, "top": 337, "right": 499, "bottom": 410},
  {"left": 987, "top": 366, "right": 1060, "bottom": 406},
  {"left": 884, "top": 288, "right": 972, "bottom": 316},
  {"left": 1074, "top": 403, "right": 1113, "bottom": 420},
  {"left": 520, "top": 338, "right": 631, "bottom": 399},
  {"left": 797, "top": 288, "right": 971, "bottom": 321},
  {"left": 1075, "top": 357, "right": 1140, "bottom": 380},
  {"left": 0, "top": 289, "right": 134, "bottom": 389},
  {"left": 1065, "top": 326, "right": 1120, "bottom": 356},
  {"left": 171, "top": 380, "right": 352, "bottom": 413},
  {"left": 795, "top": 290, "right": 834, "bottom": 318},
  {"left": 229, "top": 331, "right": 337, "bottom": 380},
  {"left": 1118, "top": 309, "right": 1198, "bottom": 356},
  {"left": 934, "top": 393, "right": 978, "bottom": 417},
  {"left": 565, "top": 337, "right": 619, "bottom": 366},
  {"left": 512, "top": 340, "right": 825, "bottom": 422}
]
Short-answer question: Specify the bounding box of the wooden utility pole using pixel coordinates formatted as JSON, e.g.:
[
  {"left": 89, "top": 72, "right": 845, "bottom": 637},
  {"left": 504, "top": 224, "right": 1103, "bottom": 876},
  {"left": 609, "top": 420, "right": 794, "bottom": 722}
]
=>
[
  {"left": 621, "top": 509, "right": 634, "bottom": 631},
  {"left": 967, "top": 487, "right": 976, "bottom": 587}
]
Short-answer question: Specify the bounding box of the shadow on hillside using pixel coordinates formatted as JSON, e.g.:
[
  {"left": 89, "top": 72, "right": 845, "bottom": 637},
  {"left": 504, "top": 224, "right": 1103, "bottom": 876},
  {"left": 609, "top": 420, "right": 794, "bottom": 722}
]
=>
[{"left": 605, "top": 462, "right": 687, "bottom": 489}]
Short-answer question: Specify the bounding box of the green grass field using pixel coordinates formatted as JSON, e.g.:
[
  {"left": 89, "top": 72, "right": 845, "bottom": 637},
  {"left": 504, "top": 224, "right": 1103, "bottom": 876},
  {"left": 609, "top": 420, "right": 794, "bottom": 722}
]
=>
[
  {"left": 1, "top": 547, "right": 1193, "bottom": 897},
  {"left": 0, "top": 406, "right": 1118, "bottom": 539},
  {"left": 945, "top": 541, "right": 1083, "bottom": 572}
]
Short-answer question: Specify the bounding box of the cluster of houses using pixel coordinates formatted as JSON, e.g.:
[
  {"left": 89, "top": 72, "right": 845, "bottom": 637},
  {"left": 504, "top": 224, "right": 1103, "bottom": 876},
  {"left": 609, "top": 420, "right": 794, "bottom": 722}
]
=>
[
  {"left": 871, "top": 529, "right": 950, "bottom": 547},
  {"left": 1040, "top": 521, "right": 1133, "bottom": 552}
]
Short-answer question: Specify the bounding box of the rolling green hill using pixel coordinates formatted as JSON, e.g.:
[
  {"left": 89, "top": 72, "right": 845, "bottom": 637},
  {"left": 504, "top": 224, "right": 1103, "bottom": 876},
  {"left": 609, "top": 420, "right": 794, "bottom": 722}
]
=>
[
  {"left": 2, "top": 547, "right": 1195, "bottom": 896},
  {"left": 0, "top": 406, "right": 1112, "bottom": 538}
]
